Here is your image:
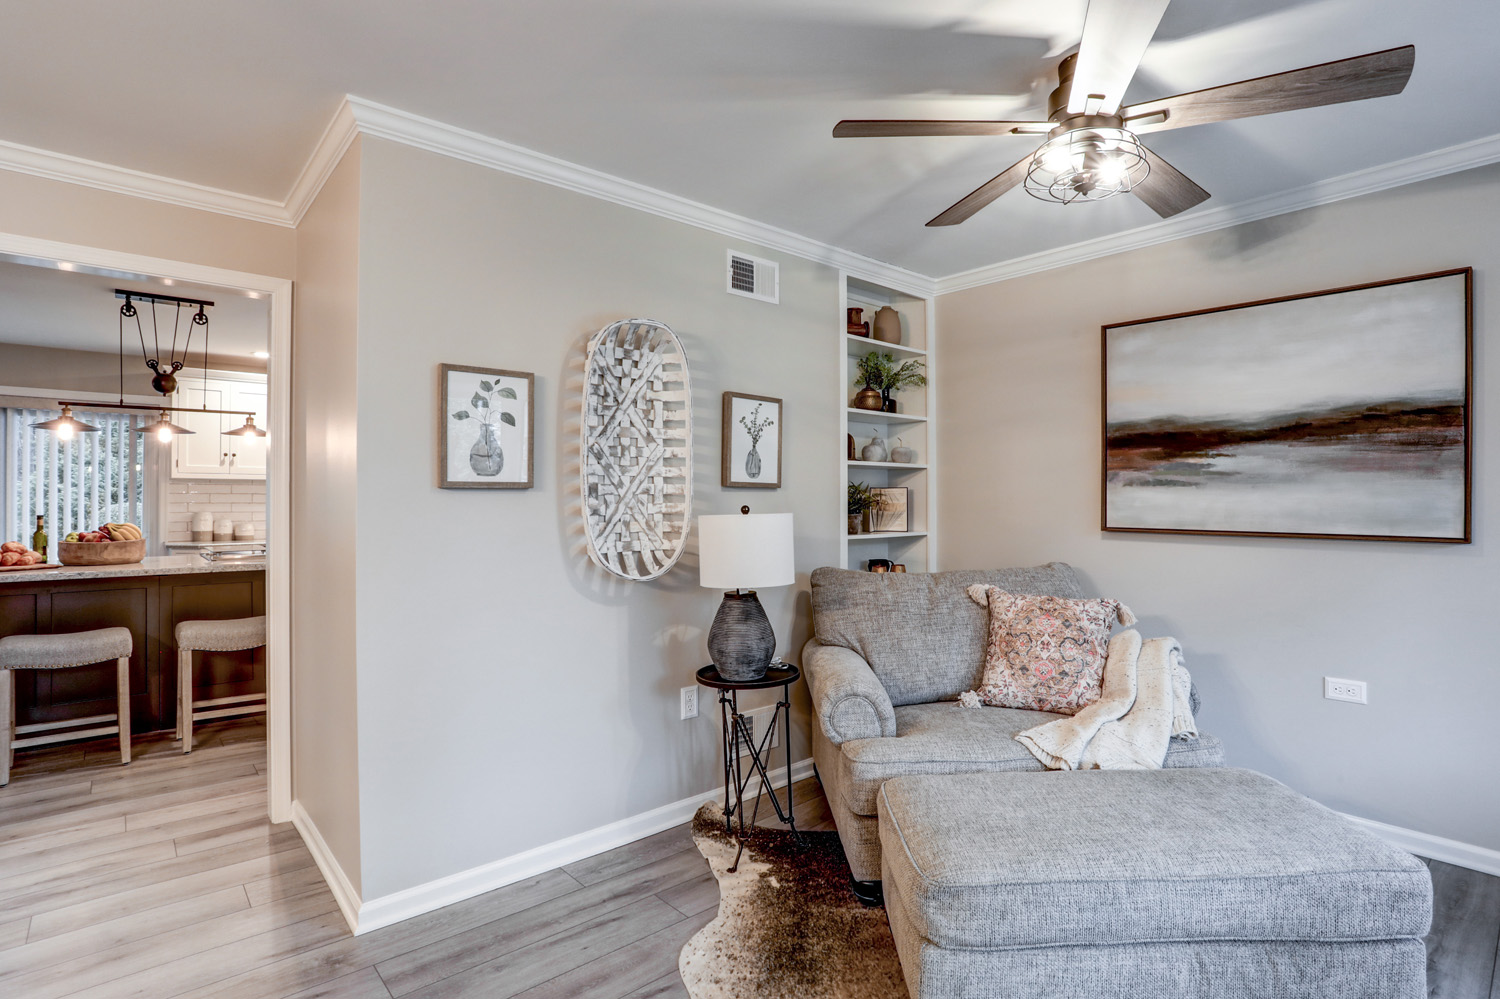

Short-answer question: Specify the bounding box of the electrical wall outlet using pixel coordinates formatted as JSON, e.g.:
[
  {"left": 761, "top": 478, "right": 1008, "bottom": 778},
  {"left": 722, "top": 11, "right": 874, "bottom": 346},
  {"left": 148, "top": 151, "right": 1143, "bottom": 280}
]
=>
[
  {"left": 1323, "top": 677, "right": 1368, "bottom": 704},
  {"left": 680, "top": 686, "right": 699, "bottom": 720}
]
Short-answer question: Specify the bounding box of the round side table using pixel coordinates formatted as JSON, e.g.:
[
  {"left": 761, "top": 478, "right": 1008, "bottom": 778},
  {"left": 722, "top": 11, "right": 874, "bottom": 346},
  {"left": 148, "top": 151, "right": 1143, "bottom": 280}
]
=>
[{"left": 696, "top": 662, "right": 803, "bottom": 871}]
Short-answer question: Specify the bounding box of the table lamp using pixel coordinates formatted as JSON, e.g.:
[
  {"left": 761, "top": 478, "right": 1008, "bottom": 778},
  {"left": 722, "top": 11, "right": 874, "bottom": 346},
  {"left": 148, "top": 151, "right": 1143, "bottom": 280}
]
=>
[{"left": 698, "top": 508, "right": 795, "bottom": 681}]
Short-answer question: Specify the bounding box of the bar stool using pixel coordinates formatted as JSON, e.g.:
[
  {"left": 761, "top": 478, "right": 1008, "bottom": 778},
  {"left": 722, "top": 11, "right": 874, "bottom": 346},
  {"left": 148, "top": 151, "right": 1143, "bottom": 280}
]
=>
[
  {"left": 176, "top": 616, "right": 267, "bottom": 753},
  {"left": 0, "top": 627, "right": 132, "bottom": 786}
]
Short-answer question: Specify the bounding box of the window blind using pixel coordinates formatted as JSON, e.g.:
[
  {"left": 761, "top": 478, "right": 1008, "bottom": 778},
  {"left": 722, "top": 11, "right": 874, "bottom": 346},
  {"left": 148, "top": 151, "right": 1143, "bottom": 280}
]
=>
[{"left": 2, "top": 407, "right": 145, "bottom": 543}]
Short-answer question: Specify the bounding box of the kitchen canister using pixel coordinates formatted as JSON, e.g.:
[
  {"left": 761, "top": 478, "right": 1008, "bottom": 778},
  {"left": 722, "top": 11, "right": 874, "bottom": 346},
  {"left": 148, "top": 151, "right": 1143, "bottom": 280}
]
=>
[
  {"left": 192, "top": 511, "right": 214, "bottom": 542},
  {"left": 233, "top": 522, "right": 256, "bottom": 541},
  {"left": 213, "top": 517, "right": 234, "bottom": 542}
]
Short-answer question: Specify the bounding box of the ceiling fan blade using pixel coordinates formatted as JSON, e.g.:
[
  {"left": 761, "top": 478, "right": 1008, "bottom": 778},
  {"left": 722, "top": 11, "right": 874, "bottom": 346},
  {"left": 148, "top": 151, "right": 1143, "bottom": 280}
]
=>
[
  {"left": 834, "top": 120, "right": 1052, "bottom": 138},
  {"left": 1069, "top": 0, "right": 1173, "bottom": 115},
  {"left": 1122, "top": 45, "right": 1415, "bottom": 133},
  {"left": 1133, "top": 147, "right": 1210, "bottom": 217},
  {"left": 926, "top": 154, "right": 1034, "bottom": 227}
]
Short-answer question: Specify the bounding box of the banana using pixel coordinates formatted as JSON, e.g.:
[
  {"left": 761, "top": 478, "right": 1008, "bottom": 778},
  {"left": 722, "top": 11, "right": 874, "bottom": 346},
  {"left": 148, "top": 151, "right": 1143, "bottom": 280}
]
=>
[{"left": 104, "top": 523, "right": 143, "bottom": 541}]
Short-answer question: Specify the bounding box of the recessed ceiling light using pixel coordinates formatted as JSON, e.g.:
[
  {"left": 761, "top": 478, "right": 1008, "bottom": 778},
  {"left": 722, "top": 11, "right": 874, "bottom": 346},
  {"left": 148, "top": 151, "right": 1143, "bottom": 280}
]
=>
[{"left": 251, "top": 350, "right": 270, "bottom": 359}]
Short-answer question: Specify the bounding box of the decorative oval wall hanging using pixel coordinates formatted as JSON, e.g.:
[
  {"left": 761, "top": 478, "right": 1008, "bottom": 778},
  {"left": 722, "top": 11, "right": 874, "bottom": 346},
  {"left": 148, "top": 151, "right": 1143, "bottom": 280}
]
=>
[{"left": 581, "top": 318, "right": 693, "bottom": 581}]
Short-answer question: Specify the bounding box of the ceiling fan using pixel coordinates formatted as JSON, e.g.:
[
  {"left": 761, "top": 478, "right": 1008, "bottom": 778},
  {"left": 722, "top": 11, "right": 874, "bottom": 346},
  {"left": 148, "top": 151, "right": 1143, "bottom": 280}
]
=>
[{"left": 833, "top": 0, "right": 1415, "bottom": 225}]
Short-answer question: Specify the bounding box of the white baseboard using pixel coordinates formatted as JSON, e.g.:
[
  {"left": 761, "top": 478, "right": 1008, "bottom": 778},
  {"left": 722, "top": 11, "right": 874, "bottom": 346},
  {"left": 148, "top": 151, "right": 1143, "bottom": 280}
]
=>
[
  {"left": 290, "top": 801, "right": 362, "bottom": 934},
  {"left": 292, "top": 757, "right": 815, "bottom": 936},
  {"left": 1341, "top": 812, "right": 1500, "bottom": 878}
]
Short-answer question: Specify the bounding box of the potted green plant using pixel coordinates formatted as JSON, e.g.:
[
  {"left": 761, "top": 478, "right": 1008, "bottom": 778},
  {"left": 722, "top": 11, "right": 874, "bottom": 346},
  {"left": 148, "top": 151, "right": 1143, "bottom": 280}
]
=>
[
  {"left": 848, "top": 481, "right": 875, "bottom": 535},
  {"left": 855, "top": 352, "right": 927, "bottom": 413}
]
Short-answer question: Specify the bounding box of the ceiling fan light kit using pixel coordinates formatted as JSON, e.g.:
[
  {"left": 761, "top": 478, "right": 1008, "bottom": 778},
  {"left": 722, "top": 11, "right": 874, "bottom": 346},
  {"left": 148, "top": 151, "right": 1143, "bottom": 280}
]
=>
[{"left": 832, "top": 0, "right": 1414, "bottom": 226}]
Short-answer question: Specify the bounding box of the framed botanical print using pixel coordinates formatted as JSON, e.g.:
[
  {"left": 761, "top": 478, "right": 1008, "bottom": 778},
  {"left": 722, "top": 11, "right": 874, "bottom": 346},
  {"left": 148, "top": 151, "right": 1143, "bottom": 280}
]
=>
[
  {"left": 722, "top": 392, "right": 781, "bottom": 488},
  {"left": 440, "top": 363, "right": 535, "bottom": 489},
  {"left": 1102, "top": 268, "right": 1471, "bottom": 542},
  {"left": 869, "top": 486, "right": 910, "bottom": 533}
]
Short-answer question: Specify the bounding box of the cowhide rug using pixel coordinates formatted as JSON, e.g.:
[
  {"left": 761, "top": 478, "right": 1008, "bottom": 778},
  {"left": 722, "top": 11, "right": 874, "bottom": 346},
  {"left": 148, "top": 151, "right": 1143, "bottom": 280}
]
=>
[{"left": 679, "top": 801, "right": 908, "bottom": 999}]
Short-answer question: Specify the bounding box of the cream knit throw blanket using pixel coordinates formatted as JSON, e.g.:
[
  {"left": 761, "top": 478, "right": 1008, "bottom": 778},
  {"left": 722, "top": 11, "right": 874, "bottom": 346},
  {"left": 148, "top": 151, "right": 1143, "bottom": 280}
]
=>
[{"left": 1013, "top": 629, "right": 1199, "bottom": 770}]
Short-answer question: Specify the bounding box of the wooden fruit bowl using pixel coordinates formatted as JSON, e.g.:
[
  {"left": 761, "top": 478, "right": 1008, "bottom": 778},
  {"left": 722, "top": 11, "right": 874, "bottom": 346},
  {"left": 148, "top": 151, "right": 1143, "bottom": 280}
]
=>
[{"left": 58, "top": 539, "right": 146, "bottom": 566}]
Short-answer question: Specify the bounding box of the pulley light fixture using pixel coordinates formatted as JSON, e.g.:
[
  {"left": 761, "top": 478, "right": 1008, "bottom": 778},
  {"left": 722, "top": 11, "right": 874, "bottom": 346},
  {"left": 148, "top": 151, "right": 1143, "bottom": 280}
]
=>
[{"left": 32, "top": 288, "right": 268, "bottom": 443}]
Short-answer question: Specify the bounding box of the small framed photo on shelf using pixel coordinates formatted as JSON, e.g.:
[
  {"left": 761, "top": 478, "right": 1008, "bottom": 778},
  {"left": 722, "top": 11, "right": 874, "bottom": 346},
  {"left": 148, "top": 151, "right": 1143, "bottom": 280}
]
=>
[
  {"left": 869, "top": 486, "right": 910, "bottom": 532},
  {"left": 439, "top": 363, "right": 535, "bottom": 489},
  {"left": 722, "top": 392, "right": 782, "bottom": 488}
]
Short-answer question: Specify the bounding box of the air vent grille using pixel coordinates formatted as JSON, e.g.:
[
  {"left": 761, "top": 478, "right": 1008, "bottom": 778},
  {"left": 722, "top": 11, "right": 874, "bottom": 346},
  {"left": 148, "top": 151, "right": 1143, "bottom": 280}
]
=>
[
  {"left": 728, "top": 705, "right": 779, "bottom": 757},
  {"left": 726, "top": 250, "right": 779, "bottom": 304}
]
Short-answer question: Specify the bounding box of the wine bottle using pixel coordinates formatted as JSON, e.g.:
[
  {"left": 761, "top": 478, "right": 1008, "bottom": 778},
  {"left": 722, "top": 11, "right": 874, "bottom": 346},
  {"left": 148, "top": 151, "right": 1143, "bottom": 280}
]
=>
[{"left": 32, "top": 515, "right": 47, "bottom": 561}]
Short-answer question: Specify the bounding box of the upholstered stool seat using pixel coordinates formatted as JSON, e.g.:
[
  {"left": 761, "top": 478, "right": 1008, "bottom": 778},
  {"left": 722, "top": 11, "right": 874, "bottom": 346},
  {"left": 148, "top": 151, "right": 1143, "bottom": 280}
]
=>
[
  {"left": 176, "top": 615, "right": 266, "bottom": 753},
  {"left": 878, "top": 768, "right": 1433, "bottom": 999},
  {"left": 0, "top": 626, "right": 133, "bottom": 785}
]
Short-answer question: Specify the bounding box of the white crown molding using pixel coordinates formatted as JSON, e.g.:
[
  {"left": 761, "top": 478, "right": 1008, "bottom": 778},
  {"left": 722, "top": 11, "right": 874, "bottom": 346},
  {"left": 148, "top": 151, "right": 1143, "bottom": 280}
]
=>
[
  {"left": 0, "top": 136, "right": 295, "bottom": 227},
  {"left": 935, "top": 131, "right": 1500, "bottom": 295},
  {"left": 282, "top": 100, "right": 359, "bottom": 227},
  {"left": 351, "top": 757, "right": 813, "bottom": 935},
  {"left": 1343, "top": 812, "right": 1500, "bottom": 878},
  {"left": 337, "top": 97, "right": 935, "bottom": 297}
]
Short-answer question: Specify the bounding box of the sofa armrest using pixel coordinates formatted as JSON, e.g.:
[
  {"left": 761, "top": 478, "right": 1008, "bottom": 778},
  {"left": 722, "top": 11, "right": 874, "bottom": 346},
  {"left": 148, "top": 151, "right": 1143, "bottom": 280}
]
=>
[{"left": 802, "top": 639, "right": 897, "bottom": 744}]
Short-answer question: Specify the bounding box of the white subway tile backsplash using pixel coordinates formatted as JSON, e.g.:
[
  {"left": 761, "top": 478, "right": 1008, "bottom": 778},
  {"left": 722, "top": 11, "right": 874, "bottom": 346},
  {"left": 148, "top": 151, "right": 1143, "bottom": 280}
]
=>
[
  {"left": 231, "top": 483, "right": 265, "bottom": 494},
  {"left": 210, "top": 493, "right": 237, "bottom": 503}
]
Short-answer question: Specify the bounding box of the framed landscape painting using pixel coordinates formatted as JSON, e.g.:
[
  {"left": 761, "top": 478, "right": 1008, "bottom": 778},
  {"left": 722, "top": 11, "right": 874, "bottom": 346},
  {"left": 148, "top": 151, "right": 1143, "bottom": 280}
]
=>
[
  {"left": 440, "top": 363, "right": 535, "bottom": 489},
  {"left": 1102, "top": 269, "right": 1471, "bottom": 543}
]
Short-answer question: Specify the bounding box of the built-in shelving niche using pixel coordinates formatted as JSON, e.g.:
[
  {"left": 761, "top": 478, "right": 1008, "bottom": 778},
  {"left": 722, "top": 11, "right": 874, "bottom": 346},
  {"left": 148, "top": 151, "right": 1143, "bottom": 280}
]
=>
[{"left": 840, "top": 274, "right": 936, "bottom": 573}]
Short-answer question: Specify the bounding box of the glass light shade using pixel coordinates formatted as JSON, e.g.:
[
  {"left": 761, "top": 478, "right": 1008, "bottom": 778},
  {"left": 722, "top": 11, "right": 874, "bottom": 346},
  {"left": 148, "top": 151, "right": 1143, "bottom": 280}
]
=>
[
  {"left": 698, "top": 512, "right": 795, "bottom": 591},
  {"left": 1024, "top": 127, "right": 1150, "bottom": 205},
  {"left": 222, "top": 415, "right": 268, "bottom": 438},
  {"left": 31, "top": 405, "right": 101, "bottom": 437}
]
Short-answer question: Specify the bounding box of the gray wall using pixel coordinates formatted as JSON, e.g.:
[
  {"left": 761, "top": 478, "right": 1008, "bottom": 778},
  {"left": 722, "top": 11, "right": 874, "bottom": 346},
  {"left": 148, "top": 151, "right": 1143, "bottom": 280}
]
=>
[
  {"left": 0, "top": 343, "right": 155, "bottom": 397},
  {"left": 936, "top": 163, "right": 1499, "bottom": 851},
  {"left": 292, "top": 139, "right": 364, "bottom": 892},
  {"left": 351, "top": 138, "right": 838, "bottom": 899}
]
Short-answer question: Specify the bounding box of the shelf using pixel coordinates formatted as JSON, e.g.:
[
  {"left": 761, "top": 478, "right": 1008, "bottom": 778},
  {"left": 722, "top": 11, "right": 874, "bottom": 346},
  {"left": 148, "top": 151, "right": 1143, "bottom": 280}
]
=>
[
  {"left": 847, "top": 460, "right": 927, "bottom": 470},
  {"left": 846, "top": 408, "right": 926, "bottom": 426},
  {"left": 847, "top": 531, "right": 927, "bottom": 541},
  {"left": 845, "top": 334, "right": 926, "bottom": 358}
]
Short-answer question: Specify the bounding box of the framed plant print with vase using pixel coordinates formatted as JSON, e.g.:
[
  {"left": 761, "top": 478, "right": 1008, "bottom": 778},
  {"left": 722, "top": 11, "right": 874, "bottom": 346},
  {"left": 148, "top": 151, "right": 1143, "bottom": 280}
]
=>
[
  {"left": 1102, "top": 268, "right": 1471, "bottom": 542},
  {"left": 722, "top": 392, "right": 781, "bottom": 488},
  {"left": 440, "top": 363, "right": 535, "bottom": 489}
]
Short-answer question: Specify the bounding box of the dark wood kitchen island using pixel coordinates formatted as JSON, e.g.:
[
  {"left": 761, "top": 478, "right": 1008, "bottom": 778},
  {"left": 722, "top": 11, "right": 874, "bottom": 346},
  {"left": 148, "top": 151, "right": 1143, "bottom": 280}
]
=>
[{"left": 0, "top": 555, "right": 265, "bottom": 735}]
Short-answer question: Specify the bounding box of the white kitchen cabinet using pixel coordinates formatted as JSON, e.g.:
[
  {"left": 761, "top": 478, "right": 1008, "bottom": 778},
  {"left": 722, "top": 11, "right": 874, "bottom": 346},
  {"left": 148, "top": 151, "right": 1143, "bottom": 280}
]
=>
[{"left": 169, "top": 371, "right": 269, "bottom": 480}]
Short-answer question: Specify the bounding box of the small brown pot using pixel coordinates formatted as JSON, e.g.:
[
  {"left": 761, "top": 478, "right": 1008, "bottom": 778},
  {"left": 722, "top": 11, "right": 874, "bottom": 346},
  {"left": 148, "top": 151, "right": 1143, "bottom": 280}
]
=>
[
  {"left": 846, "top": 308, "right": 870, "bottom": 337},
  {"left": 853, "top": 386, "right": 884, "bottom": 411},
  {"left": 848, "top": 514, "right": 862, "bottom": 535}
]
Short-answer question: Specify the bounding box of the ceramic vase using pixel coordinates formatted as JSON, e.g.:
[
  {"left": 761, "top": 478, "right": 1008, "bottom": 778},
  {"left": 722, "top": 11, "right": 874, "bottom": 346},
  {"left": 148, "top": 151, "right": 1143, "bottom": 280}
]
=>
[
  {"left": 848, "top": 514, "right": 862, "bottom": 535},
  {"left": 745, "top": 445, "right": 762, "bottom": 478},
  {"left": 469, "top": 422, "right": 504, "bottom": 476},
  {"left": 873, "top": 306, "right": 901, "bottom": 344}
]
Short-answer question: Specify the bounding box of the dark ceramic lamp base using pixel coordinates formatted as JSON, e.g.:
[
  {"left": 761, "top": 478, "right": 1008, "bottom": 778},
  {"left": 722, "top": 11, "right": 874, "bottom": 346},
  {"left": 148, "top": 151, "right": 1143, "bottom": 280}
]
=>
[{"left": 707, "top": 589, "right": 775, "bottom": 681}]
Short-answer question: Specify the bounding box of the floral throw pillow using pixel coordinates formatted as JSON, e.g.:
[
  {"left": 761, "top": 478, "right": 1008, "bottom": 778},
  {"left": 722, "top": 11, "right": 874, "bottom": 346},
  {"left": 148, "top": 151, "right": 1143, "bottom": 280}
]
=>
[{"left": 965, "top": 585, "right": 1136, "bottom": 715}]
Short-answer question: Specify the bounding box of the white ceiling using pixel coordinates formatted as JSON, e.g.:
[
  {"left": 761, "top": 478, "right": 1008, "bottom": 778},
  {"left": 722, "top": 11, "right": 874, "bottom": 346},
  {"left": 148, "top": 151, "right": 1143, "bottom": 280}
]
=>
[
  {"left": 0, "top": 260, "right": 269, "bottom": 358},
  {"left": 2, "top": 0, "right": 1497, "bottom": 278}
]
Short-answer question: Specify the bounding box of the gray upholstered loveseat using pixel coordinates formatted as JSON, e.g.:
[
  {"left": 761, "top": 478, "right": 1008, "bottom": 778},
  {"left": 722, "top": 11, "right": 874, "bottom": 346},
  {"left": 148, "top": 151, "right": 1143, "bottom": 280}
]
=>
[{"left": 803, "top": 563, "right": 1225, "bottom": 897}]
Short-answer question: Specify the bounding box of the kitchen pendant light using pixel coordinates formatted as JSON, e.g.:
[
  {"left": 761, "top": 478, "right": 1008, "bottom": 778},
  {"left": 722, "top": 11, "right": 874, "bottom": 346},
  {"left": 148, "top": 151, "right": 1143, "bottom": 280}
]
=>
[
  {"left": 222, "top": 414, "right": 268, "bottom": 438},
  {"left": 135, "top": 410, "right": 195, "bottom": 444},
  {"left": 31, "top": 404, "right": 101, "bottom": 441}
]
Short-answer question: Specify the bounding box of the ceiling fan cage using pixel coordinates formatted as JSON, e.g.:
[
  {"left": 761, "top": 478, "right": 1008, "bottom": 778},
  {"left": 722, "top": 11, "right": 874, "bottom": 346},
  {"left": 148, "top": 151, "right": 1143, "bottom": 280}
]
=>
[{"left": 1024, "top": 127, "right": 1150, "bottom": 205}]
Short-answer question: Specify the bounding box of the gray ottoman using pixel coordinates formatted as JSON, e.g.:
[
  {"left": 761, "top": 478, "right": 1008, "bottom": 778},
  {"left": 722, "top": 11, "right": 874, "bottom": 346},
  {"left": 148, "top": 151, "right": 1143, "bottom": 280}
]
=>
[{"left": 878, "top": 769, "right": 1431, "bottom": 999}]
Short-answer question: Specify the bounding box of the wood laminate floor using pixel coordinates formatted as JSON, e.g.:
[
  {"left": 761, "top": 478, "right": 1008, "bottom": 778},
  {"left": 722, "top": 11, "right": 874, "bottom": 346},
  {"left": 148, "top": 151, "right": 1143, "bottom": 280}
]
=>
[{"left": 0, "top": 721, "right": 1494, "bottom": 998}]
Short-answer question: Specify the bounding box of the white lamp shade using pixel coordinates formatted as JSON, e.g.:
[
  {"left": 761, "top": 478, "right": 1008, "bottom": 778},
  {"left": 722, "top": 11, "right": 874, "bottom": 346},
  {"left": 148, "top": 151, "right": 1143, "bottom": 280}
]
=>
[{"left": 698, "top": 513, "right": 795, "bottom": 590}]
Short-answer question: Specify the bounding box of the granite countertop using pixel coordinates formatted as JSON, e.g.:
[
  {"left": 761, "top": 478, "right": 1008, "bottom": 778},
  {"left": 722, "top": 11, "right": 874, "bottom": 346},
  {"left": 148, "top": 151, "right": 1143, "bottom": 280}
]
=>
[{"left": 0, "top": 554, "right": 266, "bottom": 585}]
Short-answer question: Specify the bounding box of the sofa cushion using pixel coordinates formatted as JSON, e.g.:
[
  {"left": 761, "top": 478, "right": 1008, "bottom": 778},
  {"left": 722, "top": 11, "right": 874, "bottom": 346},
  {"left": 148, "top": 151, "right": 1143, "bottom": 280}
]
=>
[
  {"left": 970, "top": 585, "right": 1132, "bottom": 714},
  {"left": 837, "top": 702, "right": 1225, "bottom": 816},
  {"left": 877, "top": 768, "right": 1432, "bottom": 951},
  {"left": 810, "top": 564, "right": 1085, "bottom": 706}
]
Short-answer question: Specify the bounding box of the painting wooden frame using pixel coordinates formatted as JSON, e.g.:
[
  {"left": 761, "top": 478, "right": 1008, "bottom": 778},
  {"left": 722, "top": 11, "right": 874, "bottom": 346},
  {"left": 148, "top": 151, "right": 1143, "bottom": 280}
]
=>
[
  {"left": 869, "top": 486, "right": 910, "bottom": 533},
  {"left": 721, "top": 391, "right": 782, "bottom": 489},
  {"left": 1102, "top": 268, "right": 1472, "bottom": 543},
  {"left": 439, "top": 363, "right": 535, "bottom": 489}
]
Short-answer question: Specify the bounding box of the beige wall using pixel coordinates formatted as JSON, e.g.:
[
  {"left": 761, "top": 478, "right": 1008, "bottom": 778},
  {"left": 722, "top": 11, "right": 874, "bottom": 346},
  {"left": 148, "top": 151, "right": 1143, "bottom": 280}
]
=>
[
  {"left": 937, "top": 163, "right": 1500, "bottom": 851},
  {"left": 351, "top": 137, "right": 839, "bottom": 899},
  {"left": 291, "top": 140, "right": 364, "bottom": 892},
  {"left": 0, "top": 170, "right": 294, "bottom": 279},
  {"left": 0, "top": 342, "right": 156, "bottom": 396}
]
